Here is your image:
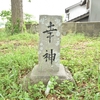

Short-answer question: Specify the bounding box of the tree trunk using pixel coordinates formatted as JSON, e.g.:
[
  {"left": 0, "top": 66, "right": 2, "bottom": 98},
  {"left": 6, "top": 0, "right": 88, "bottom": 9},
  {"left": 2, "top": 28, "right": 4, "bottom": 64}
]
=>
[{"left": 11, "top": 0, "right": 23, "bottom": 33}]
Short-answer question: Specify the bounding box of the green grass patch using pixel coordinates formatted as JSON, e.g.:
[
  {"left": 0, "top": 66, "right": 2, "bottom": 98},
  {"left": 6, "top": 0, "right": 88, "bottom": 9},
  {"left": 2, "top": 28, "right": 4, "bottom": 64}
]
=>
[{"left": 0, "top": 32, "right": 100, "bottom": 99}]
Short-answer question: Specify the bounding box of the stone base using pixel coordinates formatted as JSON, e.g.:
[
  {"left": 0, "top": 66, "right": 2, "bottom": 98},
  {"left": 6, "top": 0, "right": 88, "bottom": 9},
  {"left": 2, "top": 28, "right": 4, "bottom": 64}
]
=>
[{"left": 22, "top": 64, "right": 74, "bottom": 87}]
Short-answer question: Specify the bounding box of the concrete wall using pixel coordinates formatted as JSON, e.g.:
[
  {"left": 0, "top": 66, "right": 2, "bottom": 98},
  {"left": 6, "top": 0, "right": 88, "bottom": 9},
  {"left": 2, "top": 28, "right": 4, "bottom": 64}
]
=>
[
  {"left": 89, "top": 0, "right": 100, "bottom": 21},
  {"left": 26, "top": 24, "right": 39, "bottom": 34},
  {"left": 27, "top": 22, "right": 100, "bottom": 37},
  {"left": 61, "top": 22, "right": 76, "bottom": 35},
  {"left": 61, "top": 22, "right": 100, "bottom": 36}
]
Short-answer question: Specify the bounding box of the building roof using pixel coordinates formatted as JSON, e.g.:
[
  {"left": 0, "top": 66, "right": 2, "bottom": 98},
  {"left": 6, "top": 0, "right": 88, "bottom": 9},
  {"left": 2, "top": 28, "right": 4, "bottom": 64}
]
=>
[
  {"left": 67, "top": 12, "right": 89, "bottom": 22},
  {"left": 81, "top": 0, "right": 86, "bottom": 5},
  {"left": 65, "top": 0, "right": 86, "bottom": 12}
]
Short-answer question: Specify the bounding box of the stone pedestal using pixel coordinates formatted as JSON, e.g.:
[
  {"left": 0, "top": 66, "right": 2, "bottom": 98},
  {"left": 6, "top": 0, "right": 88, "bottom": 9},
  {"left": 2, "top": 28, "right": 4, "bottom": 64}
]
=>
[{"left": 27, "top": 64, "right": 74, "bottom": 84}]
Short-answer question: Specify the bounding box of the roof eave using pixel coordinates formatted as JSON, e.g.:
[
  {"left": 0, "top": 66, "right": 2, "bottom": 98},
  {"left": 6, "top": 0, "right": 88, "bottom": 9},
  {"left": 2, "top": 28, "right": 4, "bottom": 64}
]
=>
[
  {"left": 81, "top": 0, "right": 86, "bottom": 6},
  {"left": 65, "top": 2, "right": 82, "bottom": 11}
]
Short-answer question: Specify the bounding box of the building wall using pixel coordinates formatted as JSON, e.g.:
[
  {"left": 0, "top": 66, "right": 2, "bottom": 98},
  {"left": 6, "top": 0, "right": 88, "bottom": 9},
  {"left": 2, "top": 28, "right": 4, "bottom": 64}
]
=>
[
  {"left": 66, "top": 5, "right": 88, "bottom": 21},
  {"left": 89, "top": 0, "right": 100, "bottom": 21}
]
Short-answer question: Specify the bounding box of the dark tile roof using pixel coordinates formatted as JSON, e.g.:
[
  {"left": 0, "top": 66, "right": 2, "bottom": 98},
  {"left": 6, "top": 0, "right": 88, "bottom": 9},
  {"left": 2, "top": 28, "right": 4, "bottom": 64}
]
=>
[
  {"left": 65, "top": 0, "right": 86, "bottom": 12},
  {"left": 65, "top": 2, "right": 81, "bottom": 11},
  {"left": 81, "top": 0, "right": 86, "bottom": 5}
]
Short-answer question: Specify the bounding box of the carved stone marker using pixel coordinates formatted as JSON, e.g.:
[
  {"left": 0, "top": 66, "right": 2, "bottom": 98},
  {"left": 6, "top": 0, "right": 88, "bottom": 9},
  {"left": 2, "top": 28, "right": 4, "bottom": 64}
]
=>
[
  {"left": 38, "top": 15, "right": 61, "bottom": 72},
  {"left": 24, "top": 15, "right": 74, "bottom": 84}
]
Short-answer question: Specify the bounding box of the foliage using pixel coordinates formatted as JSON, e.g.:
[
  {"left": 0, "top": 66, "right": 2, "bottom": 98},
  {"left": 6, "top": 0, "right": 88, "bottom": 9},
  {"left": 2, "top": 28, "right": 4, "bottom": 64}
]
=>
[
  {"left": 28, "top": 0, "right": 31, "bottom": 2},
  {"left": 24, "top": 13, "right": 33, "bottom": 23},
  {"left": 0, "top": 10, "right": 11, "bottom": 21},
  {"left": 0, "top": 10, "right": 12, "bottom": 33},
  {"left": 0, "top": 32, "right": 100, "bottom": 99},
  {"left": 24, "top": 13, "right": 38, "bottom": 24},
  {"left": 0, "top": 10, "right": 37, "bottom": 34}
]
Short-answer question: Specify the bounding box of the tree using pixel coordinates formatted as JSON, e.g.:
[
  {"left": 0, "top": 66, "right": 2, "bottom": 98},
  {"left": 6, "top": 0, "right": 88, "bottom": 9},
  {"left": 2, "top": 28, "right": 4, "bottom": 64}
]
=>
[{"left": 11, "top": 0, "right": 23, "bottom": 33}]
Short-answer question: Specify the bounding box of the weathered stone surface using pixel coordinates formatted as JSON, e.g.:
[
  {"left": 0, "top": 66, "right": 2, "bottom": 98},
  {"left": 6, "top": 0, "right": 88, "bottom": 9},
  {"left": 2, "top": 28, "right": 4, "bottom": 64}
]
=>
[
  {"left": 61, "top": 22, "right": 76, "bottom": 35},
  {"left": 23, "top": 15, "right": 74, "bottom": 86},
  {"left": 38, "top": 15, "right": 62, "bottom": 72},
  {"left": 24, "top": 64, "right": 74, "bottom": 84},
  {"left": 61, "top": 22, "right": 100, "bottom": 36},
  {"left": 26, "top": 24, "right": 39, "bottom": 34}
]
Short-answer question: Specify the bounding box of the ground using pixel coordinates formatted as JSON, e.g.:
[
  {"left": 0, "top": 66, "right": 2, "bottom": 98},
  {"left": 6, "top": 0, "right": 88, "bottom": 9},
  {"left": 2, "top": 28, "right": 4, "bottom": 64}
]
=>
[{"left": 0, "top": 33, "right": 100, "bottom": 99}]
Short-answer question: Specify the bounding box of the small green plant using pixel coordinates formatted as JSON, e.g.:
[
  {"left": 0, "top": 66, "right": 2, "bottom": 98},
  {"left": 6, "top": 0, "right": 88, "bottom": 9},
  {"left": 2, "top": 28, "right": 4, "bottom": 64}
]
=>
[
  {"left": 49, "top": 76, "right": 58, "bottom": 94},
  {"left": 28, "top": 81, "right": 46, "bottom": 99},
  {"left": 0, "top": 33, "right": 100, "bottom": 99}
]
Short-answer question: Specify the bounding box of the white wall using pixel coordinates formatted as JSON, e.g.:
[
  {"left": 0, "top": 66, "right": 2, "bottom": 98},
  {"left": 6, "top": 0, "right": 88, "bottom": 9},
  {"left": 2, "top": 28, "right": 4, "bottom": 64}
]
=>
[{"left": 66, "top": 5, "right": 88, "bottom": 21}]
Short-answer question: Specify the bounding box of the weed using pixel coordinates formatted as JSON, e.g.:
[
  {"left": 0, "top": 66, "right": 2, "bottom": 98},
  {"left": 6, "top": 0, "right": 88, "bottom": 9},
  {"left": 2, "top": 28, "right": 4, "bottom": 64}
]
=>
[{"left": 0, "top": 33, "right": 100, "bottom": 99}]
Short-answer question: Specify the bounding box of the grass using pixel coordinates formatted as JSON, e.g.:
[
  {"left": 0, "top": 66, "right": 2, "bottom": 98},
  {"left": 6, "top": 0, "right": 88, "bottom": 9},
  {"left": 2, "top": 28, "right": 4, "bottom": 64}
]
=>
[{"left": 0, "top": 32, "right": 100, "bottom": 100}]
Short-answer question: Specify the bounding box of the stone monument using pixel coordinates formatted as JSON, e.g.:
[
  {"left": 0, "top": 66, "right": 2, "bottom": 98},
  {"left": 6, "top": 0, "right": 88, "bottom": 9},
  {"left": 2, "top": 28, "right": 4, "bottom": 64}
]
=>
[{"left": 24, "top": 15, "right": 74, "bottom": 84}]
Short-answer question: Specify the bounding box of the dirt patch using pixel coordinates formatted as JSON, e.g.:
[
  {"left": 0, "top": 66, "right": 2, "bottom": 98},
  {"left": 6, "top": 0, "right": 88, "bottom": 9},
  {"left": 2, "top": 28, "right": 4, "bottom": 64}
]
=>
[
  {"left": 72, "top": 41, "right": 92, "bottom": 50},
  {"left": 72, "top": 41, "right": 89, "bottom": 50},
  {"left": 0, "top": 40, "right": 37, "bottom": 54}
]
